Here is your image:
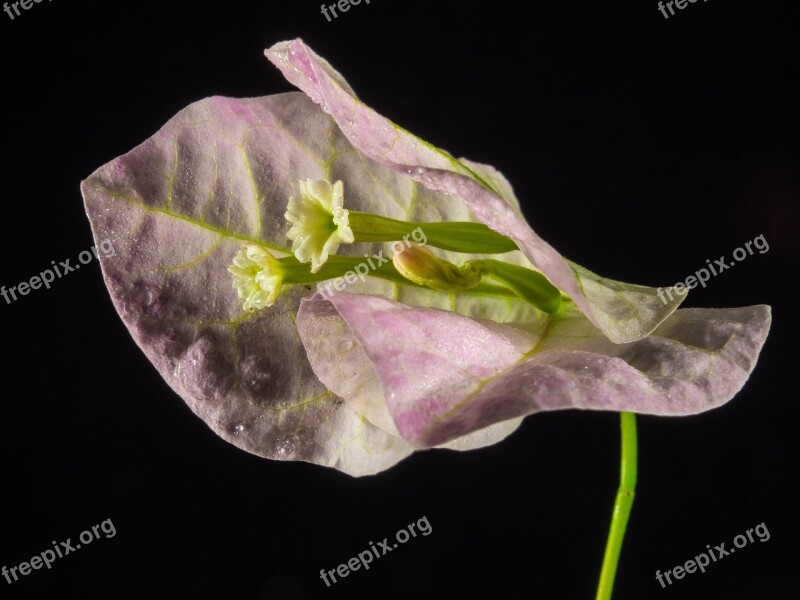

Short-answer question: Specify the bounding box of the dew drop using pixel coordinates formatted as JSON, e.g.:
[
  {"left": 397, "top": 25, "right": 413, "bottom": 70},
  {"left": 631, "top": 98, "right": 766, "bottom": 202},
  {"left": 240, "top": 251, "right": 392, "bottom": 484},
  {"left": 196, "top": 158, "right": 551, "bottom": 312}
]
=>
[
  {"left": 337, "top": 340, "right": 355, "bottom": 353},
  {"left": 179, "top": 335, "right": 234, "bottom": 403},
  {"left": 142, "top": 289, "right": 156, "bottom": 307},
  {"left": 274, "top": 435, "right": 298, "bottom": 458}
]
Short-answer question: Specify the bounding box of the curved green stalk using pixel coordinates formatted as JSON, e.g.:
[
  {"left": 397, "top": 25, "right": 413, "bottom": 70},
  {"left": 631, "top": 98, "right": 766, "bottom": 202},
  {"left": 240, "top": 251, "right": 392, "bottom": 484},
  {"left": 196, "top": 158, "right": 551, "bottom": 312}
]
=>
[
  {"left": 348, "top": 212, "right": 518, "bottom": 254},
  {"left": 595, "top": 412, "right": 638, "bottom": 600},
  {"left": 275, "top": 254, "right": 520, "bottom": 300},
  {"left": 470, "top": 259, "right": 562, "bottom": 313}
]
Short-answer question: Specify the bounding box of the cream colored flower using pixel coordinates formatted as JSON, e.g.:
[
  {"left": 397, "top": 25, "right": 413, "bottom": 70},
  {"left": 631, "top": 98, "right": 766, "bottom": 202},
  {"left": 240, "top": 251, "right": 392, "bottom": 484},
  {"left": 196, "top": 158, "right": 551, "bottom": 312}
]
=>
[
  {"left": 228, "top": 244, "right": 284, "bottom": 311},
  {"left": 285, "top": 178, "right": 354, "bottom": 272}
]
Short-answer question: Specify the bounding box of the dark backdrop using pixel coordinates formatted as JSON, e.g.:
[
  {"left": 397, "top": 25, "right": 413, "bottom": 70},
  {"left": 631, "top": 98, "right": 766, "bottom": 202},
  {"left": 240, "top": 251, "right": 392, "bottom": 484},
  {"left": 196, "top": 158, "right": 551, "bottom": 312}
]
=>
[{"left": 1, "top": 1, "right": 797, "bottom": 598}]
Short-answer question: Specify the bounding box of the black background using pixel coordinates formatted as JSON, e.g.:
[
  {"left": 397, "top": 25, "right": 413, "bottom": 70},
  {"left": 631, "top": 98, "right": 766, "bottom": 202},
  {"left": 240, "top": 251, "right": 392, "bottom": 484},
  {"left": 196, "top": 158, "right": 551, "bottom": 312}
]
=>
[{"left": 1, "top": 1, "right": 798, "bottom": 598}]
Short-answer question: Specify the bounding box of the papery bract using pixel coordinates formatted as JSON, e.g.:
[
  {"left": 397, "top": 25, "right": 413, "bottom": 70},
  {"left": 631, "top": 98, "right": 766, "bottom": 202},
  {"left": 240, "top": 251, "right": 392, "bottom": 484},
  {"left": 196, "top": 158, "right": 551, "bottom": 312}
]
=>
[
  {"left": 298, "top": 294, "right": 770, "bottom": 447},
  {"left": 266, "top": 39, "right": 687, "bottom": 344},
  {"left": 81, "top": 38, "right": 771, "bottom": 476},
  {"left": 81, "top": 89, "right": 532, "bottom": 476}
]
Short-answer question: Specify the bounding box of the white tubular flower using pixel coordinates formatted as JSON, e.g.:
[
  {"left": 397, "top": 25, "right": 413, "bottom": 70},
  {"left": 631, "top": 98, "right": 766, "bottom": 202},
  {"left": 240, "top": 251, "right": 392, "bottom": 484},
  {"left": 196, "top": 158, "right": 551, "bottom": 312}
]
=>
[
  {"left": 228, "top": 244, "right": 284, "bottom": 312},
  {"left": 285, "top": 178, "right": 354, "bottom": 272}
]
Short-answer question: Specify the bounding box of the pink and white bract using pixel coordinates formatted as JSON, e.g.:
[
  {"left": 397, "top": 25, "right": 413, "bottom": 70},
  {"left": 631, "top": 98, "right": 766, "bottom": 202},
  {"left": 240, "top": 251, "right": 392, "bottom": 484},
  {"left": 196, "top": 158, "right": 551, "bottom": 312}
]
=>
[{"left": 81, "top": 39, "right": 770, "bottom": 476}]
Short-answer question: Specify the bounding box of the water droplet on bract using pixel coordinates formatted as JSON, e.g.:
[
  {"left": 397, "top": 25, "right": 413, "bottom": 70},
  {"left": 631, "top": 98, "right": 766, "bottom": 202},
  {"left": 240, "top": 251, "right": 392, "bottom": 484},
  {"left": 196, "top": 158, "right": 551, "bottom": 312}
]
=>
[
  {"left": 274, "top": 435, "right": 298, "bottom": 457},
  {"left": 142, "top": 289, "right": 156, "bottom": 307},
  {"left": 337, "top": 340, "right": 354, "bottom": 353},
  {"left": 247, "top": 370, "right": 272, "bottom": 388},
  {"left": 225, "top": 421, "right": 246, "bottom": 436},
  {"left": 179, "top": 335, "right": 234, "bottom": 402}
]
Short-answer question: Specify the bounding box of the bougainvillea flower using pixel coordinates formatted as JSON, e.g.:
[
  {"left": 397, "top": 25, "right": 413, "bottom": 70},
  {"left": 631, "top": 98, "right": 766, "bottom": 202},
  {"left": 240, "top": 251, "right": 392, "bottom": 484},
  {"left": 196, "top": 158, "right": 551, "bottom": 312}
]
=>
[
  {"left": 229, "top": 244, "right": 284, "bottom": 311},
  {"left": 81, "top": 39, "right": 771, "bottom": 476},
  {"left": 285, "top": 178, "right": 353, "bottom": 272}
]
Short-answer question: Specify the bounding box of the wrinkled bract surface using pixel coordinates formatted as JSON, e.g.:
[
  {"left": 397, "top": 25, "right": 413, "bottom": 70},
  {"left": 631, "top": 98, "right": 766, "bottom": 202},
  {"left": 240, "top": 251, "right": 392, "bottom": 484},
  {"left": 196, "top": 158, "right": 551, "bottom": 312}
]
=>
[
  {"left": 81, "top": 38, "right": 771, "bottom": 476},
  {"left": 299, "top": 296, "right": 769, "bottom": 447}
]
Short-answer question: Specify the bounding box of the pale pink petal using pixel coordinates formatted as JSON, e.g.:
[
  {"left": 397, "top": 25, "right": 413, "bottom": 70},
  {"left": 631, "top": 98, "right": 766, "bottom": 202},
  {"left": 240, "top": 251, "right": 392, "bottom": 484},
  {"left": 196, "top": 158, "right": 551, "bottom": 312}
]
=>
[{"left": 297, "top": 294, "right": 527, "bottom": 450}]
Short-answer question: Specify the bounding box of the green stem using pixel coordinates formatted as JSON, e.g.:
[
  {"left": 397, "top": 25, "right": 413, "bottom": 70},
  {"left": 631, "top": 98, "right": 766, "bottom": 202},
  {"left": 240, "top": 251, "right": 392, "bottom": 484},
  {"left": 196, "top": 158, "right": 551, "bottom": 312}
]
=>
[
  {"left": 470, "top": 259, "right": 562, "bottom": 314},
  {"left": 595, "top": 412, "right": 638, "bottom": 600},
  {"left": 276, "top": 255, "right": 519, "bottom": 300},
  {"left": 349, "top": 212, "right": 518, "bottom": 254}
]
